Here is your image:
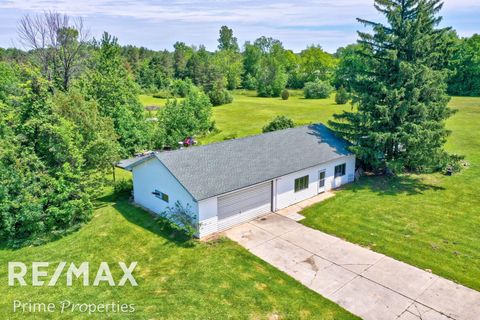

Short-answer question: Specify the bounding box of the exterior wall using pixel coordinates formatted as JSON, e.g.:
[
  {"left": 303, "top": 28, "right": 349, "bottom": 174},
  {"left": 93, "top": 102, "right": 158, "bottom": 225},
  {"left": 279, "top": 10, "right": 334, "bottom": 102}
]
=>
[
  {"left": 198, "top": 197, "right": 218, "bottom": 237},
  {"left": 132, "top": 158, "right": 198, "bottom": 219},
  {"left": 275, "top": 155, "right": 355, "bottom": 210},
  {"left": 197, "top": 155, "right": 355, "bottom": 238}
]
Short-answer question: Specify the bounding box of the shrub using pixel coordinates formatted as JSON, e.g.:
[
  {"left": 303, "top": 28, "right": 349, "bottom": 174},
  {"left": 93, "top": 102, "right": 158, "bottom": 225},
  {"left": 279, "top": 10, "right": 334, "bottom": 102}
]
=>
[
  {"left": 113, "top": 179, "right": 133, "bottom": 198},
  {"left": 263, "top": 115, "right": 295, "bottom": 133},
  {"left": 159, "top": 201, "right": 198, "bottom": 238},
  {"left": 304, "top": 80, "right": 333, "bottom": 99},
  {"left": 170, "top": 78, "right": 194, "bottom": 97},
  {"left": 281, "top": 89, "right": 289, "bottom": 100},
  {"left": 243, "top": 74, "right": 257, "bottom": 90},
  {"left": 335, "top": 86, "right": 350, "bottom": 104},
  {"left": 152, "top": 89, "right": 172, "bottom": 99},
  {"left": 208, "top": 87, "right": 233, "bottom": 106}
]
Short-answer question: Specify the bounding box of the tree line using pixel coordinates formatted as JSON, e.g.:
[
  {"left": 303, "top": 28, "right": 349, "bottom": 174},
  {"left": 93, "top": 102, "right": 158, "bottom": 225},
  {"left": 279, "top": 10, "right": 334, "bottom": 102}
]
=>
[{"left": 0, "top": 1, "right": 477, "bottom": 244}]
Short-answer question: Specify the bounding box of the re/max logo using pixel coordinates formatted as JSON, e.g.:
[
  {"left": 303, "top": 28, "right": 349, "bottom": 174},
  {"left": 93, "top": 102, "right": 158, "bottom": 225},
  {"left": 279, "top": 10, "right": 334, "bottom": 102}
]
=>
[{"left": 8, "top": 262, "right": 138, "bottom": 287}]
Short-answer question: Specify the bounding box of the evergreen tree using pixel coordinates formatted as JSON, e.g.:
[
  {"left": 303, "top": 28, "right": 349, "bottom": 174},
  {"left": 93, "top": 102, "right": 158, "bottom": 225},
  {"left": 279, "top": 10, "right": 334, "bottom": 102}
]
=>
[{"left": 330, "top": 0, "right": 454, "bottom": 172}]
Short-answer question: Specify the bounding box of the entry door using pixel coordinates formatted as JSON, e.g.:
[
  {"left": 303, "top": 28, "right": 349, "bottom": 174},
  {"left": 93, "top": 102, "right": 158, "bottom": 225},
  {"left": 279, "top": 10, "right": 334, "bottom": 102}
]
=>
[{"left": 318, "top": 170, "right": 326, "bottom": 193}]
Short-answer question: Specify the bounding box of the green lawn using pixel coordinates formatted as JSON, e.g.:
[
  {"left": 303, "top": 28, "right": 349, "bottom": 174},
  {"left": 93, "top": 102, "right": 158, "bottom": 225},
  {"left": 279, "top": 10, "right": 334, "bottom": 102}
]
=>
[
  {"left": 0, "top": 185, "right": 357, "bottom": 318},
  {"left": 300, "top": 96, "right": 480, "bottom": 291},
  {"left": 138, "top": 94, "right": 170, "bottom": 107},
  {"left": 200, "top": 90, "right": 350, "bottom": 144}
]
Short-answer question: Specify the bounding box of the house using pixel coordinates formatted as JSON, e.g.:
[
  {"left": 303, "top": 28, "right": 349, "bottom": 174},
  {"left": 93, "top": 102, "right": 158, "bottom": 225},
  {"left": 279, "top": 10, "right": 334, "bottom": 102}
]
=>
[{"left": 117, "top": 124, "right": 356, "bottom": 238}]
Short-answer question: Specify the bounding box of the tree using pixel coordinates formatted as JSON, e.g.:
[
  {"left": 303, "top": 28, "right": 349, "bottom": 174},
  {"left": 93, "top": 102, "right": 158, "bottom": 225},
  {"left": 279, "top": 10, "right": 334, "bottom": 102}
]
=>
[
  {"left": 186, "top": 45, "right": 224, "bottom": 92},
  {"left": 0, "top": 62, "right": 20, "bottom": 103},
  {"left": 242, "top": 42, "right": 262, "bottom": 89},
  {"left": 213, "top": 49, "right": 243, "bottom": 90},
  {"left": 158, "top": 89, "right": 214, "bottom": 148},
  {"left": 0, "top": 67, "right": 94, "bottom": 245},
  {"left": 173, "top": 42, "right": 194, "bottom": 79},
  {"left": 263, "top": 115, "right": 295, "bottom": 133},
  {"left": 330, "top": 0, "right": 454, "bottom": 173},
  {"left": 217, "top": 26, "right": 239, "bottom": 52},
  {"left": 448, "top": 34, "right": 480, "bottom": 96},
  {"left": 304, "top": 80, "right": 333, "bottom": 99},
  {"left": 299, "top": 45, "right": 338, "bottom": 84},
  {"left": 254, "top": 37, "right": 288, "bottom": 97},
  {"left": 335, "top": 86, "right": 350, "bottom": 104},
  {"left": 18, "top": 11, "right": 89, "bottom": 90},
  {"left": 333, "top": 44, "right": 369, "bottom": 91},
  {"left": 78, "top": 32, "right": 148, "bottom": 157}
]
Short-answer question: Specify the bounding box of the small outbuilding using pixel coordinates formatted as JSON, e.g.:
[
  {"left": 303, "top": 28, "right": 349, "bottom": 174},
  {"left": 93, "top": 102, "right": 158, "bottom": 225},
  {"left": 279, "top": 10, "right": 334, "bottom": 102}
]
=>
[{"left": 117, "top": 124, "right": 355, "bottom": 238}]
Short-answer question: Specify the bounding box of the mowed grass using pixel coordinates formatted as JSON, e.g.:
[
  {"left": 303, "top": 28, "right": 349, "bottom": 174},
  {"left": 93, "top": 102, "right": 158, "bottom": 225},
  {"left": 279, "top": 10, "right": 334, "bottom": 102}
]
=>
[
  {"left": 0, "top": 187, "right": 357, "bottom": 318},
  {"left": 300, "top": 96, "right": 480, "bottom": 291},
  {"left": 201, "top": 90, "right": 350, "bottom": 144},
  {"left": 138, "top": 94, "right": 170, "bottom": 107}
]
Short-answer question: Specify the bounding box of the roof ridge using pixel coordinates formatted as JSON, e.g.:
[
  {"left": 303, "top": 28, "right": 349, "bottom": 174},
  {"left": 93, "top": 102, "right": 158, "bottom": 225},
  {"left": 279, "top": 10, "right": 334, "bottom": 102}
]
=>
[{"left": 158, "top": 123, "right": 324, "bottom": 156}]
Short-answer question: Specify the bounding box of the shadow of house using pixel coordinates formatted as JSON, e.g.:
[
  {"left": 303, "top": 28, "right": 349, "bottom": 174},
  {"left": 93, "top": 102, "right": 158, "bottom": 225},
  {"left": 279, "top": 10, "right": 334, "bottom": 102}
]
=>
[
  {"left": 348, "top": 174, "right": 445, "bottom": 196},
  {"left": 113, "top": 200, "right": 196, "bottom": 248}
]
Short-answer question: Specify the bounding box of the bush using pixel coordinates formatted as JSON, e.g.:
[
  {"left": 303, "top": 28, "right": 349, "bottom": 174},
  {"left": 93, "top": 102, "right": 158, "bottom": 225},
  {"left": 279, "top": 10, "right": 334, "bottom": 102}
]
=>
[
  {"left": 170, "top": 78, "right": 194, "bottom": 97},
  {"left": 152, "top": 89, "right": 172, "bottom": 99},
  {"left": 113, "top": 179, "right": 133, "bottom": 198},
  {"left": 304, "top": 80, "right": 333, "bottom": 99},
  {"left": 158, "top": 201, "right": 198, "bottom": 238},
  {"left": 281, "top": 89, "right": 289, "bottom": 100},
  {"left": 335, "top": 86, "right": 350, "bottom": 104},
  {"left": 208, "top": 87, "right": 233, "bottom": 106},
  {"left": 263, "top": 115, "right": 295, "bottom": 133}
]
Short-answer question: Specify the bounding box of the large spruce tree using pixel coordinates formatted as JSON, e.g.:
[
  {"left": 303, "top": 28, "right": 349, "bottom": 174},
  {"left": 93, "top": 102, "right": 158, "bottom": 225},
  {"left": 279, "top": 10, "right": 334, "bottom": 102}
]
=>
[{"left": 330, "top": 0, "right": 454, "bottom": 172}]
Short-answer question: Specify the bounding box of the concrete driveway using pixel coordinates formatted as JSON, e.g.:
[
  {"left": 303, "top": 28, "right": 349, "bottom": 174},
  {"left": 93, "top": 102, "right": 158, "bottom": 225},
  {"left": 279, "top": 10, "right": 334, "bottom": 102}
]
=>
[{"left": 225, "top": 213, "right": 480, "bottom": 320}]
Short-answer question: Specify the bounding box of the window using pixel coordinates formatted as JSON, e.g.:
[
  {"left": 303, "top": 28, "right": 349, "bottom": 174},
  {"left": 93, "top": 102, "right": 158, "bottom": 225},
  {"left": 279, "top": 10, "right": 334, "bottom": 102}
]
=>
[
  {"left": 294, "top": 175, "right": 309, "bottom": 192},
  {"left": 152, "top": 190, "right": 169, "bottom": 203},
  {"left": 334, "top": 163, "right": 346, "bottom": 178}
]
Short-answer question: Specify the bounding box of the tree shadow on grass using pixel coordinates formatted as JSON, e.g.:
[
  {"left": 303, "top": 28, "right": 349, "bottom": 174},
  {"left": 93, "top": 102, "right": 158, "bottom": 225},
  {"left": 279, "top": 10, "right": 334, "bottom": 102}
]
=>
[
  {"left": 112, "top": 199, "right": 196, "bottom": 248},
  {"left": 349, "top": 174, "right": 445, "bottom": 196}
]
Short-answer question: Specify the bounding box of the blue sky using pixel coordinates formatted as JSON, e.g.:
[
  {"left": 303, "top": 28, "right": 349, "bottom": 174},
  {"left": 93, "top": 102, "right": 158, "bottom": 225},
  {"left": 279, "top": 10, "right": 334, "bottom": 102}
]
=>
[{"left": 0, "top": 0, "right": 479, "bottom": 52}]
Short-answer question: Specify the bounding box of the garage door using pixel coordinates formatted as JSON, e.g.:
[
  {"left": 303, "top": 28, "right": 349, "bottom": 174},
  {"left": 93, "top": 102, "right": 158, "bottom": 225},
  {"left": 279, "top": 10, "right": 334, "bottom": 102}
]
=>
[{"left": 217, "top": 182, "right": 272, "bottom": 231}]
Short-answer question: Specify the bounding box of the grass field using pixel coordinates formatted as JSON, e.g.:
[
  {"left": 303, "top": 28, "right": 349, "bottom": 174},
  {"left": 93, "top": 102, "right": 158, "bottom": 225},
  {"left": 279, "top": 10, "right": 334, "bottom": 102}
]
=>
[
  {"left": 300, "top": 96, "right": 480, "bottom": 291},
  {"left": 1, "top": 91, "right": 478, "bottom": 318},
  {"left": 138, "top": 94, "right": 170, "bottom": 107},
  {"left": 201, "top": 90, "right": 350, "bottom": 144}
]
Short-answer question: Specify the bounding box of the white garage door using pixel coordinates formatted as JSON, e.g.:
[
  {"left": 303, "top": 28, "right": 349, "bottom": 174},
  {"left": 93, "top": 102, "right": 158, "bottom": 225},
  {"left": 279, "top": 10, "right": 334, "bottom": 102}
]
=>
[{"left": 217, "top": 182, "right": 272, "bottom": 231}]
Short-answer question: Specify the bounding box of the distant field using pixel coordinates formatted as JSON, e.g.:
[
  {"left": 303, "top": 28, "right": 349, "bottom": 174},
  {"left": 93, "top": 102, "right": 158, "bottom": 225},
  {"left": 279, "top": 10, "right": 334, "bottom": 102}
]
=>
[
  {"left": 201, "top": 89, "right": 350, "bottom": 144},
  {"left": 138, "top": 94, "right": 170, "bottom": 107}
]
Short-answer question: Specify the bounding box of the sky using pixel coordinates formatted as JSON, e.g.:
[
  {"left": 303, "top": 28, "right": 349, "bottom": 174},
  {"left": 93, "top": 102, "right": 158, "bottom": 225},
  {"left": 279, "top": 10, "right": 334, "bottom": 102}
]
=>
[{"left": 0, "top": 0, "right": 479, "bottom": 53}]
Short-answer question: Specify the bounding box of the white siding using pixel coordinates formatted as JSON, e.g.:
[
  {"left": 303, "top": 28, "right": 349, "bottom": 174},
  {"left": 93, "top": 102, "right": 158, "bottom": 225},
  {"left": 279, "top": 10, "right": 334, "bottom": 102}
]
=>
[
  {"left": 132, "top": 158, "right": 198, "bottom": 219},
  {"left": 275, "top": 155, "right": 355, "bottom": 210},
  {"left": 197, "top": 155, "right": 355, "bottom": 238}
]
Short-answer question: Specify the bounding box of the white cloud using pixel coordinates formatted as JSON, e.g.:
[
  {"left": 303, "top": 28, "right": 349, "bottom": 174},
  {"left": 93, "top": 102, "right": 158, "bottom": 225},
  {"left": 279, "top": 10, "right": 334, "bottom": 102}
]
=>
[{"left": 0, "top": 0, "right": 478, "bottom": 51}]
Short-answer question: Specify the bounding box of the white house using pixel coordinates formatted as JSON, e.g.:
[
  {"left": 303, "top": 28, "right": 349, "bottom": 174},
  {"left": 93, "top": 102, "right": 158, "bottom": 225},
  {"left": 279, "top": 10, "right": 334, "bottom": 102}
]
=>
[{"left": 117, "top": 124, "right": 356, "bottom": 238}]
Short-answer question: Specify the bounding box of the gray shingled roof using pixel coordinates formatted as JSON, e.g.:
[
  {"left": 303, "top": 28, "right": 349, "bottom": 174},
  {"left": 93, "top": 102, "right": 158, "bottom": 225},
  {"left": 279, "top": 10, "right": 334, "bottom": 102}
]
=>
[{"left": 119, "top": 124, "right": 352, "bottom": 201}]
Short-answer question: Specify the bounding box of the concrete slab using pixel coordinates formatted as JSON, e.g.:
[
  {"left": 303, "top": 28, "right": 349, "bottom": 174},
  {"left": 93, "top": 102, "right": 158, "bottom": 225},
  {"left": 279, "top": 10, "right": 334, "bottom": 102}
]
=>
[
  {"left": 361, "top": 256, "right": 438, "bottom": 299},
  {"left": 250, "top": 213, "right": 301, "bottom": 236},
  {"left": 315, "top": 239, "right": 384, "bottom": 274},
  {"left": 330, "top": 276, "right": 413, "bottom": 320},
  {"left": 249, "top": 237, "right": 313, "bottom": 276},
  {"left": 280, "top": 225, "right": 340, "bottom": 256},
  {"left": 405, "top": 303, "right": 451, "bottom": 320},
  {"left": 296, "top": 191, "right": 335, "bottom": 208},
  {"left": 417, "top": 277, "right": 480, "bottom": 320},
  {"left": 223, "top": 223, "right": 275, "bottom": 249},
  {"left": 225, "top": 203, "right": 480, "bottom": 320},
  {"left": 276, "top": 204, "right": 302, "bottom": 216},
  {"left": 308, "top": 263, "right": 358, "bottom": 297}
]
